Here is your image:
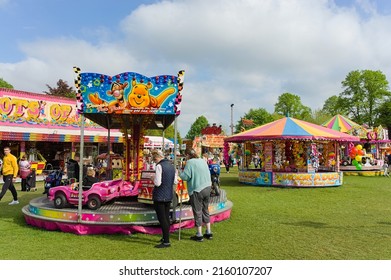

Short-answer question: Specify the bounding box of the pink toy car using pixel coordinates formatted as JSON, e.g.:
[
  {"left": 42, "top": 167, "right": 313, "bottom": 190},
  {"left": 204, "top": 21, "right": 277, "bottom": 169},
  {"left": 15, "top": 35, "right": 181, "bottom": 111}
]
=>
[
  {"left": 48, "top": 179, "right": 136, "bottom": 210},
  {"left": 119, "top": 180, "right": 140, "bottom": 197}
]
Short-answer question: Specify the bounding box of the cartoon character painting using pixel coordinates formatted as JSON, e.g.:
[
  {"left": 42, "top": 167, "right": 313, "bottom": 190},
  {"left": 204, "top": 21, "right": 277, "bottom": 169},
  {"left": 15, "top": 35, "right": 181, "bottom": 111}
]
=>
[
  {"left": 88, "top": 92, "right": 108, "bottom": 112},
  {"left": 88, "top": 81, "right": 129, "bottom": 113},
  {"left": 85, "top": 75, "right": 176, "bottom": 114},
  {"left": 106, "top": 81, "right": 128, "bottom": 113},
  {"left": 127, "top": 79, "right": 175, "bottom": 108}
]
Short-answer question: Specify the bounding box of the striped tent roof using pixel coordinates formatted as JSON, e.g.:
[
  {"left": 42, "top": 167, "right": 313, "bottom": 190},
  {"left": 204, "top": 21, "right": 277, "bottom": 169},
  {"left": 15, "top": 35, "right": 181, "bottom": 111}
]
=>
[
  {"left": 225, "top": 117, "right": 360, "bottom": 143},
  {"left": 322, "top": 114, "right": 361, "bottom": 133}
]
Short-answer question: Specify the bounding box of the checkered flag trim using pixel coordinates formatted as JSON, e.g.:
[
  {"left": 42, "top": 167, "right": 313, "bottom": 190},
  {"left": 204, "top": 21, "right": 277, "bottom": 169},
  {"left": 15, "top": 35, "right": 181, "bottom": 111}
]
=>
[
  {"left": 175, "top": 70, "right": 185, "bottom": 115},
  {"left": 73, "top": 66, "right": 83, "bottom": 114}
]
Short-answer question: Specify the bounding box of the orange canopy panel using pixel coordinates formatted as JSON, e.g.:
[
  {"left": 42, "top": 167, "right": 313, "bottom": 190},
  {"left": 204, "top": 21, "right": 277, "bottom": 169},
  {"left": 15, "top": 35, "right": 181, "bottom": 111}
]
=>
[{"left": 201, "top": 135, "right": 226, "bottom": 148}]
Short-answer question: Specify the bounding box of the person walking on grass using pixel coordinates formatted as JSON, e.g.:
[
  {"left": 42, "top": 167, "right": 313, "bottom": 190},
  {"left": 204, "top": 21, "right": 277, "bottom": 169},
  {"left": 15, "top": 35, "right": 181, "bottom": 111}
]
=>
[
  {"left": 180, "top": 148, "right": 213, "bottom": 242},
  {"left": 19, "top": 155, "right": 31, "bottom": 191},
  {"left": 223, "top": 157, "right": 230, "bottom": 173},
  {"left": 383, "top": 162, "right": 390, "bottom": 177},
  {"left": 0, "top": 147, "right": 19, "bottom": 205},
  {"left": 152, "top": 149, "right": 177, "bottom": 248}
]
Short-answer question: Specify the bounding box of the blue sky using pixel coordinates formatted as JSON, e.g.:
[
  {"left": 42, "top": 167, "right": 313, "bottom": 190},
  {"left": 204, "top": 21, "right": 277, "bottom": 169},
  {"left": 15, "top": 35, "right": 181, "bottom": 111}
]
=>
[
  {"left": 0, "top": 0, "right": 157, "bottom": 62},
  {"left": 1, "top": 0, "right": 391, "bottom": 136},
  {"left": 336, "top": 0, "right": 391, "bottom": 14}
]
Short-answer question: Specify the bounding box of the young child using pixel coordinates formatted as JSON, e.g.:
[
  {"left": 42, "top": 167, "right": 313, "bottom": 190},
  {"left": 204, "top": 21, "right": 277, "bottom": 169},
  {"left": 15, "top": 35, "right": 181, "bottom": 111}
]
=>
[
  {"left": 82, "top": 167, "right": 99, "bottom": 189},
  {"left": 19, "top": 155, "right": 31, "bottom": 191}
]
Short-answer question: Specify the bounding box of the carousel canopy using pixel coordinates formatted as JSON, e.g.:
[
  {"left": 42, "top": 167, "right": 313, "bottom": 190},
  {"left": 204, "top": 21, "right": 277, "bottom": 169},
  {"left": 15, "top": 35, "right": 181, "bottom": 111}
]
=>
[
  {"left": 322, "top": 114, "right": 362, "bottom": 133},
  {"left": 225, "top": 117, "right": 360, "bottom": 143},
  {"left": 74, "top": 69, "right": 185, "bottom": 130}
]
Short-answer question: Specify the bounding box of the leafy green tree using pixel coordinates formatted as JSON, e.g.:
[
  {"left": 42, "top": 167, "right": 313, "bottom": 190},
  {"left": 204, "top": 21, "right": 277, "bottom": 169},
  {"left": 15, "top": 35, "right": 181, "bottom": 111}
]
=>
[
  {"left": 185, "top": 115, "right": 209, "bottom": 140},
  {"left": 270, "top": 112, "right": 284, "bottom": 121},
  {"left": 44, "top": 79, "right": 77, "bottom": 98},
  {"left": 235, "top": 108, "right": 273, "bottom": 132},
  {"left": 299, "top": 106, "right": 312, "bottom": 121},
  {"left": 310, "top": 109, "right": 333, "bottom": 126},
  {"left": 0, "top": 77, "right": 13, "bottom": 89},
  {"left": 322, "top": 95, "right": 348, "bottom": 116},
  {"left": 146, "top": 125, "right": 182, "bottom": 143},
  {"left": 274, "top": 92, "right": 312, "bottom": 120},
  {"left": 339, "top": 70, "right": 391, "bottom": 126},
  {"left": 377, "top": 100, "right": 391, "bottom": 131}
]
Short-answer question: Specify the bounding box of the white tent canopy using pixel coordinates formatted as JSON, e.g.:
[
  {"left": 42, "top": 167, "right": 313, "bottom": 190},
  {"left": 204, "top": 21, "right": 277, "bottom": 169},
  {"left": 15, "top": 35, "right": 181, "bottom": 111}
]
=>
[{"left": 144, "top": 136, "right": 174, "bottom": 149}]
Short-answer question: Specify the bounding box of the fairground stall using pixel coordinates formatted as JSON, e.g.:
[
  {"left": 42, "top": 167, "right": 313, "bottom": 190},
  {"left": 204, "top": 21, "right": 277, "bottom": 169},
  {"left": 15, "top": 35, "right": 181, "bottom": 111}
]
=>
[
  {"left": 323, "top": 114, "right": 390, "bottom": 175},
  {"left": 0, "top": 88, "right": 124, "bottom": 173},
  {"left": 23, "top": 68, "right": 232, "bottom": 235},
  {"left": 224, "top": 117, "right": 359, "bottom": 187},
  {"left": 192, "top": 123, "right": 226, "bottom": 160}
]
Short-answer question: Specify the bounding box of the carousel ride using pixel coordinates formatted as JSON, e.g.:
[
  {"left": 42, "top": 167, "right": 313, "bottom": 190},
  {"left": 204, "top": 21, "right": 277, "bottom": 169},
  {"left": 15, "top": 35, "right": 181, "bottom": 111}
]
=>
[
  {"left": 224, "top": 117, "right": 360, "bottom": 187},
  {"left": 22, "top": 69, "right": 232, "bottom": 235}
]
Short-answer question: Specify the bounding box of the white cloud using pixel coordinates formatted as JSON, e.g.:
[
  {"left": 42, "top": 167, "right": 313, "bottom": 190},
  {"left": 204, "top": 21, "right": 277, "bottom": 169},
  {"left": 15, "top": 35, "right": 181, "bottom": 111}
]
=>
[
  {"left": 1, "top": 39, "right": 139, "bottom": 93},
  {"left": 1, "top": 0, "right": 391, "bottom": 136}
]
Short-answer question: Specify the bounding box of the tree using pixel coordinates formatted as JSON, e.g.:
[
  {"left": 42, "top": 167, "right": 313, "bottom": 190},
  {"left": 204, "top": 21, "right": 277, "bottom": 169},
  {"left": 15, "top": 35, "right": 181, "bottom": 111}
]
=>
[
  {"left": 235, "top": 108, "right": 273, "bottom": 132},
  {"left": 146, "top": 125, "right": 182, "bottom": 143},
  {"left": 44, "top": 79, "right": 77, "bottom": 98},
  {"left": 322, "top": 95, "right": 348, "bottom": 116},
  {"left": 274, "top": 92, "right": 312, "bottom": 120},
  {"left": 377, "top": 100, "right": 391, "bottom": 131},
  {"left": 185, "top": 116, "right": 209, "bottom": 140},
  {"left": 0, "top": 77, "right": 13, "bottom": 89},
  {"left": 339, "top": 70, "right": 391, "bottom": 127},
  {"left": 310, "top": 108, "right": 333, "bottom": 126}
]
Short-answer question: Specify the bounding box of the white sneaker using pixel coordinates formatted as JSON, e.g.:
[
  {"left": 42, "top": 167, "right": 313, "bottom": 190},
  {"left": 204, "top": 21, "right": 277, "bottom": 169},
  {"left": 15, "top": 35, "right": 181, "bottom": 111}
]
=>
[{"left": 9, "top": 200, "right": 19, "bottom": 205}]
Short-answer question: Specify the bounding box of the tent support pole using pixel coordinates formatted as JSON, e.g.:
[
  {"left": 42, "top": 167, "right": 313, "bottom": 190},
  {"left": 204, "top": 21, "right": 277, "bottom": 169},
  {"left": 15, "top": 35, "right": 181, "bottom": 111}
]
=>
[{"left": 77, "top": 114, "right": 85, "bottom": 223}]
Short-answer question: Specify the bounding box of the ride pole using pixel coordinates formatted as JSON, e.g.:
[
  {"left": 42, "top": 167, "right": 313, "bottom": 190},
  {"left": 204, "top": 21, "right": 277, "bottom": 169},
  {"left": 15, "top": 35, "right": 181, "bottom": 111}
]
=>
[
  {"left": 174, "top": 115, "right": 183, "bottom": 241},
  {"left": 77, "top": 113, "right": 85, "bottom": 223},
  {"left": 73, "top": 66, "right": 84, "bottom": 223},
  {"left": 178, "top": 187, "right": 183, "bottom": 240}
]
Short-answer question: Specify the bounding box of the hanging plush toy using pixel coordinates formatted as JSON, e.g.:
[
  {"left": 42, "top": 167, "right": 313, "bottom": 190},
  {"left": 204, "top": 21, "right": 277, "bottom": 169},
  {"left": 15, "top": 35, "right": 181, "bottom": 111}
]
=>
[
  {"left": 273, "top": 142, "right": 285, "bottom": 170},
  {"left": 328, "top": 152, "right": 336, "bottom": 166},
  {"left": 292, "top": 141, "right": 305, "bottom": 170},
  {"left": 309, "top": 143, "right": 319, "bottom": 171}
]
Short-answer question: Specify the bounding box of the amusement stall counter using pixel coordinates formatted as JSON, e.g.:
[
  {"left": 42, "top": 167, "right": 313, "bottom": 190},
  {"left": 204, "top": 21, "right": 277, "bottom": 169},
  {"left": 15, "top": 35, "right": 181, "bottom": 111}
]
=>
[{"left": 224, "top": 117, "right": 360, "bottom": 188}]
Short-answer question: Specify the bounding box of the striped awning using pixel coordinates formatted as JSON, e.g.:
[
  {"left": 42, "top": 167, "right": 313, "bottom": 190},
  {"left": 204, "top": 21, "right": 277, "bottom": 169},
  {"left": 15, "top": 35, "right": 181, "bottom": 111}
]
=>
[{"left": 0, "top": 131, "right": 123, "bottom": 143}]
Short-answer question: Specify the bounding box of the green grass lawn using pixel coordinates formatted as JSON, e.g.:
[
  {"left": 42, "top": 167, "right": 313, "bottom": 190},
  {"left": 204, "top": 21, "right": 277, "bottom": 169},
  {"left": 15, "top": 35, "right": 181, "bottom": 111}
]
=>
[{"left": 1, "top": 169, "right": 391, "bottom": 260}]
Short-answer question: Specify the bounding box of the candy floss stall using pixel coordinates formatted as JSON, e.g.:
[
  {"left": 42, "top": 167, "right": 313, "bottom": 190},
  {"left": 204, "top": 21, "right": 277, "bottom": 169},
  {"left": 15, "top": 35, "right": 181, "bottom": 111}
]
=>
[{"left": 224, "top": 117, "right": 360, "bottom": 187}]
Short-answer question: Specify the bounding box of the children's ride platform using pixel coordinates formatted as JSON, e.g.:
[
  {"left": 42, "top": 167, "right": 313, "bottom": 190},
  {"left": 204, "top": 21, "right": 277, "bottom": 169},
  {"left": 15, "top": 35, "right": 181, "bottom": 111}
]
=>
[
  {"left": 22, "top": 190, "right": 232, "bottom": 235},
  {"left": 22, "top": 68, "right": 233, "bottom": 235}
]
